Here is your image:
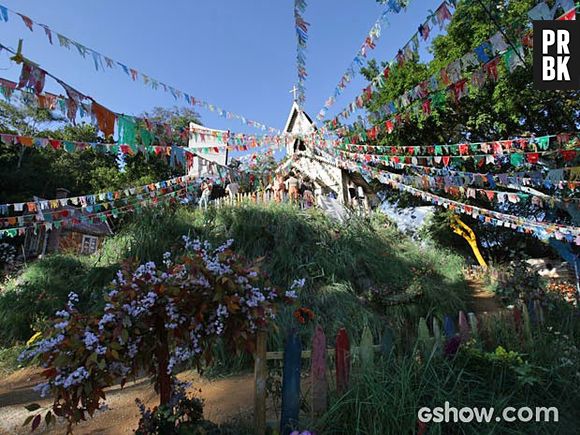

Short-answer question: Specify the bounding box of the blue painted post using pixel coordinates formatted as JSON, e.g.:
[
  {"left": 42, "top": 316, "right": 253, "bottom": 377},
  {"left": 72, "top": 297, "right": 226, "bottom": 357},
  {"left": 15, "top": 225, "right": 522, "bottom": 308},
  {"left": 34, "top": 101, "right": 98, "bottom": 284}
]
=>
[
  {"left": 443, "top": 315, "right": 456, "bottom": 338},
  {"left": 280, "top": 331, "right": 302, "bottom": 435}
]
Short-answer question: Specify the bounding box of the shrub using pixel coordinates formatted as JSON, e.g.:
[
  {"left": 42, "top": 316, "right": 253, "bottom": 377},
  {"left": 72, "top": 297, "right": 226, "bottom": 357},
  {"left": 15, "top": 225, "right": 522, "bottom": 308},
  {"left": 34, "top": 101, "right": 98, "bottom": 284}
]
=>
[
  {"left": 0, "top": 255, "right": 114, "bottom": 346},
  {"left": 19, "top": 237, "right": 301, "bottom": 433}
]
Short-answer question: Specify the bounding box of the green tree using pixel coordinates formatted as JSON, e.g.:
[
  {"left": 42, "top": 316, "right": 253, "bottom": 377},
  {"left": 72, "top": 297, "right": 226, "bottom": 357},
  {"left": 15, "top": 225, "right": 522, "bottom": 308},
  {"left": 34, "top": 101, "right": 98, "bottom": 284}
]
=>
[
  {"left": 0, "top": 101, "right": 196, "bottom": 203},
  {"left": 355, "top": 0, "right": 579, "bottom": 262}
]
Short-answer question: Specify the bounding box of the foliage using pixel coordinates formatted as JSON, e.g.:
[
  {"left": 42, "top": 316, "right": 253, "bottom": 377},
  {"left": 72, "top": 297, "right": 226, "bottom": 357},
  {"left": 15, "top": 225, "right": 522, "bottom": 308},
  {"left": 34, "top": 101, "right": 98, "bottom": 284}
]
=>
[
  {"left": 316, "top": 312, "right": 580, "bottom": 434},
  {"left": 0, "top": 99, "right": 190, "bottom": 204},
  {"left": 0, "top": 345, "right": 25, "bottom": 376},
  {"left": 140, "top": 106, "right": 201, "bottom": 147},
  {"left": 0, "top": 255, "right": 114, "bottom": 346},
  {"left": 135, "top": 381, "right": 209, "bottom": 435},
  {"left": 357, "top": 0, "right": 580, "bottom": 258},
  {"left": 18, "top": 237, "right": 300, "bottom": 433},
  {"left": 0, "top": 242, "right": 16, "bottom": 271},
  {"left": 420, "top": 209, "right": 554, "bottom": 264},
  {"left": 488, "top": 258, "right": 545, "bottom": 304}
]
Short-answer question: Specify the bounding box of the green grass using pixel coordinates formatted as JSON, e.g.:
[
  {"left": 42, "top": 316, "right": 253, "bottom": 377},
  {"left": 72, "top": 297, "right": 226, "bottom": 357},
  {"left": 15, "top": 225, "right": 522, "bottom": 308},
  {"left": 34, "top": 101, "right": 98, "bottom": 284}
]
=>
[
  {"left": 0, "top": 255, "right": 116, "bottom": 345},
  {"left": 310, "top": 301, "right": 580, "bottom": 434},
  {"left": 0, "top": 203, "right": 469, "bottom": 365},
  {"left": 0, "top": 345, "right": 25, "bottom": 376}
]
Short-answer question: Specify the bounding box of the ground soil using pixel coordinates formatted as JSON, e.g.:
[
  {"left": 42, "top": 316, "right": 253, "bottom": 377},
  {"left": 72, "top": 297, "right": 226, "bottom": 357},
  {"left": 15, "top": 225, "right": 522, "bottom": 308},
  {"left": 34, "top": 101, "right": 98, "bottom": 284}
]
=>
[
  {"left": 0, "top": 368, "right": 255, "bottom": 434},
  {"left": 466, "top": 277, "right": 502, "bottom": 315},
  {"left": 0, "top": 275, "right": 502, "bottom": 434}
]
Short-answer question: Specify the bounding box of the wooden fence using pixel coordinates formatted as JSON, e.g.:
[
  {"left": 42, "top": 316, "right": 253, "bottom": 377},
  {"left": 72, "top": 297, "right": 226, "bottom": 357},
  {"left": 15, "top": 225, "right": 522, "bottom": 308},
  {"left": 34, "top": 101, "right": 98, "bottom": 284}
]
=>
[
  {"left": 254, "top": 304, "right": 544, "bottom": 435},
  {"left": 211, "top": 191, "right": 315, "bottom": 210}
]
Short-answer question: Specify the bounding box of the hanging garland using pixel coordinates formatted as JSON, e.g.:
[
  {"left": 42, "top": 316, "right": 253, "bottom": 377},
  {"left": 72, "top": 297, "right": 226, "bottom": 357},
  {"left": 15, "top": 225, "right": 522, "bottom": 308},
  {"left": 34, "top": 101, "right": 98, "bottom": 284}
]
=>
[
  {"left": 0, "top": 175, "right": 195, "bottom": 219},
  {"left": 0, "top": 185, "right": 196, "bottom": 239},
  {"left": 294, "top": 0, "right": 309, "bottom": 105},
  {"left": 319, "top": 0, "right": 455, "bottom": 123},
  {"left": 315, "top": 0, "right": 417, "bottom": 121},
  {"left": 0, "top": 4, "right": 280, "bottom": 133},
  {"left": 327, "top": 2, "right": 577, "bottom": 136},
  {"left": 336, "top": 157, "right": 580, "bottom": 244}
]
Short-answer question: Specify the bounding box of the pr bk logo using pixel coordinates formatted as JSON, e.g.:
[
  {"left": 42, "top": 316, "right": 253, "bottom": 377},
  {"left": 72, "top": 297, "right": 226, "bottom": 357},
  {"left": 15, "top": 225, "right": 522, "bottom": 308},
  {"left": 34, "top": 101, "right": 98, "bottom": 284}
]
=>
[{"left": 533, "top": 20, "right": 580, "bottom": 90}]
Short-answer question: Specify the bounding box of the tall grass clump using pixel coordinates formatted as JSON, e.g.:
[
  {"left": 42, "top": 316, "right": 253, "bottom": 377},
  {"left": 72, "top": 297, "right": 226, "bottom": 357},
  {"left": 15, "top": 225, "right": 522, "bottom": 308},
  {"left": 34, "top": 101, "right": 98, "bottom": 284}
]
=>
[
  {"left": 1, "top": 203, "right": 468, "bottom": 355},
  {"left": 0, "top": 255, "right": 115, "bottom": 345}
]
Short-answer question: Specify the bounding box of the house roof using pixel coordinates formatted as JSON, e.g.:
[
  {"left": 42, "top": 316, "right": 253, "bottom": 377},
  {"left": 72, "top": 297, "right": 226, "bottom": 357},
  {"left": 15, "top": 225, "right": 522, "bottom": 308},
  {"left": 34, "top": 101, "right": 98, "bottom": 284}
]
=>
[{"left": 32, "top": 198, "right": 113, "bottom": 237}]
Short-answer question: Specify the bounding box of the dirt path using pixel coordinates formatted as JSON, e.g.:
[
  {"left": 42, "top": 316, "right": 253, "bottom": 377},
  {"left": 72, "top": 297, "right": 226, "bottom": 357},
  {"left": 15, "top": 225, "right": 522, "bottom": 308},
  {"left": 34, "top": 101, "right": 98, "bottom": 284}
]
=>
[
  {"left": 466, "top": 277, "right": 501, "bottom": 315},
  {"left": 0, "top": 368, "right": 255, "bottom": 434}
]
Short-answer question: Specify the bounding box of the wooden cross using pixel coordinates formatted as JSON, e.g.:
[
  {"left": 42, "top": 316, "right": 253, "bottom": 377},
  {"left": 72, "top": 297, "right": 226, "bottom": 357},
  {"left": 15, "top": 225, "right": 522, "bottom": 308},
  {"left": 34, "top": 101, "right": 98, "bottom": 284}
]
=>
[{"left": 289, "top": 85, "right": 299, "bottom": 102}]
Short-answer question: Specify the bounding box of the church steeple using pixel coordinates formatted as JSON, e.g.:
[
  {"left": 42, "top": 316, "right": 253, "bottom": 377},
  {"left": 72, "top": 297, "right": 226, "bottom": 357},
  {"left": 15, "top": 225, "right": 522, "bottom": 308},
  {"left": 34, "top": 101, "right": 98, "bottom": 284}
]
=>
[{"left": 283, "top": 100, "right": 316, "bottom": 157}]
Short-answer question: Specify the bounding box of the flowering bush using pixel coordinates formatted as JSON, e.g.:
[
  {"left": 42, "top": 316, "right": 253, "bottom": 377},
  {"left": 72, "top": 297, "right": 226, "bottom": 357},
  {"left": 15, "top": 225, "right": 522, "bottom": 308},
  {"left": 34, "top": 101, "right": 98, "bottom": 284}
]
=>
[{"left": 19, "top": 237, "right": 303, "bottom": 433}]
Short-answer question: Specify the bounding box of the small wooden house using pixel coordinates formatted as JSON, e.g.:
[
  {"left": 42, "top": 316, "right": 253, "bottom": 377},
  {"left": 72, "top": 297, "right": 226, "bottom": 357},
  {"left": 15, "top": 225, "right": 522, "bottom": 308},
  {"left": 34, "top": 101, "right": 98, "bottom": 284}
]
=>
[{"left": 23, "top": 188, "right": 113, "bottom": 258}]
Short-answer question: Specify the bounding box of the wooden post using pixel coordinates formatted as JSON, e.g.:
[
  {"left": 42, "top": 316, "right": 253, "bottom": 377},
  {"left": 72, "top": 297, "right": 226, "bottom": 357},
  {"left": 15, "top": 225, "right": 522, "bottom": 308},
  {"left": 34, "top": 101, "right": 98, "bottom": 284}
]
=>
[{"left": 254, "top": 329, "right": 267, "bottom": 435}]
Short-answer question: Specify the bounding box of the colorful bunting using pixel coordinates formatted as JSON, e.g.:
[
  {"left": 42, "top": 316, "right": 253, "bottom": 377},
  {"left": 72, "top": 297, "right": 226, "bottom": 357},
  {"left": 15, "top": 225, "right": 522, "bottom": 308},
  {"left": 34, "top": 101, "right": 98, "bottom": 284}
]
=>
[
  {"left": 328, "top": 4, "right": 576, "bottom": 136},
  {"left": 0, "top": 3, "right": 280, "bottom": 133},
  {"left": 316, "top": 0, "right": 420, "bottom": 121},
  {"left": 294, "top": 0, "right": 309, "bottom": 105},
  {"left": 318, "top": 1, "right": 454, "bottom": 123}
]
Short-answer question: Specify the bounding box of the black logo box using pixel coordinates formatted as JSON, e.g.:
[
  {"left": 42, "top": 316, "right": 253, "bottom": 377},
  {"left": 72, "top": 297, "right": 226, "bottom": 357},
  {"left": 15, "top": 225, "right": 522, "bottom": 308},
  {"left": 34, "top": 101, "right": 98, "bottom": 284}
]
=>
[{"left": 533, "top": 20, "right": 580, "bottom": 90}]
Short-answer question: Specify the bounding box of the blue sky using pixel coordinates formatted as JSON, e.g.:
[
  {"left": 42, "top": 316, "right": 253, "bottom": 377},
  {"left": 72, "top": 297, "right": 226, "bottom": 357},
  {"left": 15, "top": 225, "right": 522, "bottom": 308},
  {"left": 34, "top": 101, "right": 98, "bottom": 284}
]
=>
[{"left": 0, "top": 0, "right": 443, "bottom": 138}]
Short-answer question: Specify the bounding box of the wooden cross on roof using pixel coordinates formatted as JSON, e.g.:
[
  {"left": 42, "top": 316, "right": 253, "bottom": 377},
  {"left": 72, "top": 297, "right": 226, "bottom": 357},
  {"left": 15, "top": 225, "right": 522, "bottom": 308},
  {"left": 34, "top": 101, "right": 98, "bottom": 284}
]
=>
[{"left": 289, "top": 85, "right": 299, "bottom": 102}]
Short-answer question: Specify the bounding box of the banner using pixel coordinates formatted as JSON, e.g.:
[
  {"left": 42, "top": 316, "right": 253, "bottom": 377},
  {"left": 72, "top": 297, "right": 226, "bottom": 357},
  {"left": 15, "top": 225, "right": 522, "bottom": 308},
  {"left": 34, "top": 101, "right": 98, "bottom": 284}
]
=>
[
  {"left": 315, "top": 2, "right": 411, "bottom": 122},
  {"left": 336, "top": 158, "right": 580, "bottom": 244},
  {"left": 328, "top": 4, "right": 578, "bottom": 137},
  {"left": 294, "top": 0, "right": 309, "bottom": 105},
  {"left": 318, "top": 1, "right": 454, "bottom": 122},
  {"left": 0, "top": 3, "right": 280, "bottom": 133},
  {"left": 0, "top": 175, "right": 194, "bottom": 217}
]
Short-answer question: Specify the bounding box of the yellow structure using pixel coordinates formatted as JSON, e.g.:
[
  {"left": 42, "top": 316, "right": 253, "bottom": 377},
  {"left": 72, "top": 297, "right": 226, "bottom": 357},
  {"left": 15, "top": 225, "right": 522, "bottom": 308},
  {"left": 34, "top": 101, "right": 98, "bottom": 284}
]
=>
[{"left": 450, "top": 215, "right": 488, "bottom": 269}]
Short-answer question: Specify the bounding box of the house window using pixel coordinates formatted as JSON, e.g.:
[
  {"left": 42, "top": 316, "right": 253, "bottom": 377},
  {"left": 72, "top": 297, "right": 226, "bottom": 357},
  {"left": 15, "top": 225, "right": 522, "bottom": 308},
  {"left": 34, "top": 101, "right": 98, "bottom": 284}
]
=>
[{"left": 81, "top": 235, "right": 99, "bottom": 255}]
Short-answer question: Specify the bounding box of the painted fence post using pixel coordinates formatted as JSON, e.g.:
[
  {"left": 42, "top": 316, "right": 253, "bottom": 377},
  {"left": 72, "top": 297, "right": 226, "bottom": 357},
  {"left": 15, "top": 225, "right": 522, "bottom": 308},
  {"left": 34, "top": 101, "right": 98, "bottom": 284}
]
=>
[
  {"left": 513, "top": 306, "right": 523, "bottom": 339},
  {"left": 311, "top": 325, "right": 327, "bottom": 416},
  {"left": 335, "top": 328, "right": 350, "bottom": 395},
  {"left": 458, "top": 311, "right": 469, "bottom": 342},
  {"left": 522, "top": 304, "right": 532, "bottom": 343},
  {"left": 254, "top": 329, "right": 267, "bottom": 435},
  {"left": 468, "top": 312, "right": 478, "bottom": 338},
  {"left": 381, "top": 326, "right": 394, "bottom": 358},
  {"left": 359, "top": 325, "right": 374, "bottom": 369},
  {"left": 280, "top": 331, "right": 302, "bottom": 435},
  {"left": 433, "top": 318, "right": 442, "bottom": 354},
  {"left": 417, "top": 317, "right": 431, "bottom": 356},
  {"left": 443, "top": 315, "right": 456, "bottom": 338}
]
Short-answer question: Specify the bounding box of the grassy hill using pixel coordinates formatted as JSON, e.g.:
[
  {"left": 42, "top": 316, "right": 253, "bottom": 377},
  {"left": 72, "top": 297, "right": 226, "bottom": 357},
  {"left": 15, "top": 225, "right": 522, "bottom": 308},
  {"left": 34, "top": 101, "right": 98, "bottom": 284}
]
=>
[{"left": 0, "top": 203, "right": 468, "bottom": 353}]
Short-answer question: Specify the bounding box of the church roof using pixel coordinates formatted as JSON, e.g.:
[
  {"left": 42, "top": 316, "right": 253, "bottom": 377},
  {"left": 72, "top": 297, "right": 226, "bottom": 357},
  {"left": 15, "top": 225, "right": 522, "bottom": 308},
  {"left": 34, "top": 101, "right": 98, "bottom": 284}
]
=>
[{"left": 283, "top": 101, "right": 316, "bottom": 134}]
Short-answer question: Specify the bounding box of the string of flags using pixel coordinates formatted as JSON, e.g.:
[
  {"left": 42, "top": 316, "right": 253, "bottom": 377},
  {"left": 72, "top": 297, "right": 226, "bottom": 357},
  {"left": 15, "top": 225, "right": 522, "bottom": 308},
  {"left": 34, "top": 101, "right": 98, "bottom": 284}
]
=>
[
  {"left": 330, "top": 30, "right": 527, "bottom": 134},
  {"left": 0, "top": 70, "right": 290, "bottom": 154},
  {"left": 294, "top": 0, "right": 309, "bottom": 105},
  {"left": 321, "top": 0, "right": 455, "bottom": 124},
  {"left": 0, "top": 178, "right": 194, "bottom": 228},
  {"left": 315, "top": 1, "right": 415, "bottom": 122},
  {"left": 336, "top": 134, "right": 571, "bottom": 157},
  {"left": 0, "top": 42, "right": 292, "bottom": 155},
  {"left": 0, "top": 175, "right": 194, "bottom": 218},
  {"left": 327, "top": 3, "right": 577, "bottom": 136},
  {"left": 0, "top": 182, "right": 196, "bottom": 238},
  {"left": 0, "top": 3, "right": 281, "bottom": 134},
  {"left": 338, "top": 146, "right": 578, "bottom": 170},
  {"left": 337, "top": 158, "right": 580, "bottom": 245},
  {"left": 305, "top": 132, "right": 579, "bottom": 168},
  {"left": 356, "top": 166, "right": 578, "bottom": 209}
]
